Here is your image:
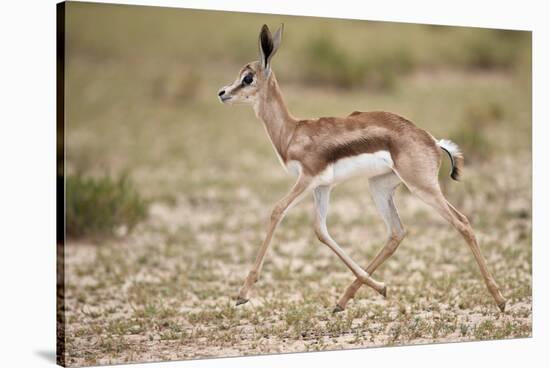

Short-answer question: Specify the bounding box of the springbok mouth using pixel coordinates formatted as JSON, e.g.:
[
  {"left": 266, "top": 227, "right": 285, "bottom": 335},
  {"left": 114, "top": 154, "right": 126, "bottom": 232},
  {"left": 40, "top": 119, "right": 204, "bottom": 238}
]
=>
[{"left": 219, "top": 95, "right": 232, "bottom": 103}]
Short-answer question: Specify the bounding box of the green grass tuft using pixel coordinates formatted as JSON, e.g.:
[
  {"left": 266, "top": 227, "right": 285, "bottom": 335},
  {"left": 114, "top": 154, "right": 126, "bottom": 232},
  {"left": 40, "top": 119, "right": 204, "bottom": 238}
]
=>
[{"left": 66, "top": 174, "right": 148, "bottom": 239}]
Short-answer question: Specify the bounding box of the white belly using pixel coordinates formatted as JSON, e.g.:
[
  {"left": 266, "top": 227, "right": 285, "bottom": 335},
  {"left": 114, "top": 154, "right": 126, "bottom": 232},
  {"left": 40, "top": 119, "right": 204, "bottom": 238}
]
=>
[
  {"left": 315, "top": 151, "right": 394, "bottom": 186},
  {"left": 285, "top": 151, "right": 394, "bottom": 187},
  {"left": 334, "top": 151, "right": 393, "bottom": 179}
]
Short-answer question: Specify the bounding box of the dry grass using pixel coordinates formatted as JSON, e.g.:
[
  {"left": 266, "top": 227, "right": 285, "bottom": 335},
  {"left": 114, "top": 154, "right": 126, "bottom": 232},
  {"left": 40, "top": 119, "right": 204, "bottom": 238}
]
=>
[{"left": 61, "top": 2, "right": 531, "bottom": 366}]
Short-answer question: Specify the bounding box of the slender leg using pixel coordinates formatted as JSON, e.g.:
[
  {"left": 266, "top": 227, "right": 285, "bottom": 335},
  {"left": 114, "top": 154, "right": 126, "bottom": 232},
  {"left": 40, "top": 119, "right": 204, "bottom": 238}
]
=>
[
  {"left": 335, "top": 173, "right": 406, "bottom": 312},
  {"left": 427, "top": 192, "right": 505, "bottom": 311},
  {"left": 313, "top": 185, "right": 387, "bottom": 296},
  {"left": 402, "top": 175, "right": 506, "bottom": 312},
  {"left": 236, "top": 175, "right": 312, "bottom": 305}
]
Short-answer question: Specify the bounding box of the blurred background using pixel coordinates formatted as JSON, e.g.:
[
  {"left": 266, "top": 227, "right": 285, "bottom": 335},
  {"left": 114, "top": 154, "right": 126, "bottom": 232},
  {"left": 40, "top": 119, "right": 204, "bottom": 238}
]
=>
[
  {"left": 65, "top": 2, "right": 531, "bottom": 233},
  {"left": 63, "top": 2, "right": 531, "bottom": 366}
]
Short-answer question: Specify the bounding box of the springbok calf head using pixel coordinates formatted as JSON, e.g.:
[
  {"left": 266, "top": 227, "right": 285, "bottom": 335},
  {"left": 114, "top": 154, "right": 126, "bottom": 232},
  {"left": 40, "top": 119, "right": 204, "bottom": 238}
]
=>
[{"left": 217, "top": 24, "right": 283, "bottom": 106}]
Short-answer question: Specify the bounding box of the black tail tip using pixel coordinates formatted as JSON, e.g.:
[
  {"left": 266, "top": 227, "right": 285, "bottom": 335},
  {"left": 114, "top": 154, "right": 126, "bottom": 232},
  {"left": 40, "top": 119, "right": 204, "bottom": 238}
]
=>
[
  {"left": 451, "top": 169, "right": 460, "bottom": 181},
  {"left": 450, "top": 165, "right": 462, "bottom": 181}
]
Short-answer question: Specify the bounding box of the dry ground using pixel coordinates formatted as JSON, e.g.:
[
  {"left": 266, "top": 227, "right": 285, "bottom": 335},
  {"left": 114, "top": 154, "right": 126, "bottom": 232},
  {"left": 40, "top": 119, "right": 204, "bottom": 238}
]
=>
[
  {"left": 61, "top": 4, "right": 531, "bottom": 366},
  {"left": 63, "top": 152, "right": 531, "bottom": 366}
]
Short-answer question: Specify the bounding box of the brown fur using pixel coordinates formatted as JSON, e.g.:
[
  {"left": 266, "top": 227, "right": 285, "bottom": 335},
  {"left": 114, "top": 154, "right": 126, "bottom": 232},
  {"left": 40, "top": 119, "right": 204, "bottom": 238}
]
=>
[{"left": 283, "top": 111, "right": 441, "bottom": 176}]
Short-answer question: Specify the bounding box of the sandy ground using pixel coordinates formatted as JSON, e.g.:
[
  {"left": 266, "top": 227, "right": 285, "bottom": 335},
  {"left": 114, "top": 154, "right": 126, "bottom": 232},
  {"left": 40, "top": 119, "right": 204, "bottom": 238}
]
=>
[{"left": 62, "top": 154, "right": 531, "bottom": 366}]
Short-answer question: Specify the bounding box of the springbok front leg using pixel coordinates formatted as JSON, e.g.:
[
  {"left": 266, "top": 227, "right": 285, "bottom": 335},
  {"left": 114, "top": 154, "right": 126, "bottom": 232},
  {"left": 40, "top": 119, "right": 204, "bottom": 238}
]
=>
[
  {"left": 313, "top": 185, "right": 387, "bottom": 296},
  {"left": 236, "top": 175, "right": 312, "bottom": 306},
  {"left": 334, "top": 173, "right": 406, "bottom": 312}
]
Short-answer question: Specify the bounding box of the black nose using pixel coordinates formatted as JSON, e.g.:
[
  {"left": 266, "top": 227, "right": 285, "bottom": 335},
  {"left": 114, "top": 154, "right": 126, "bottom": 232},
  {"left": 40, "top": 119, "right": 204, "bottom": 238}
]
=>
[{"left": 218, "top": 89, "right": 225, "bottom": 97}]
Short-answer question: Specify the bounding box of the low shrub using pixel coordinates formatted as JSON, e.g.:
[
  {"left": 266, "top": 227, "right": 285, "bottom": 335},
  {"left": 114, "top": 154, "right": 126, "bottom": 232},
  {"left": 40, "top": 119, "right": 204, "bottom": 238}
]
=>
[
  {"left": 302, "top": 36, "right": 365, "bottom": 89},
  {"left": 300, "top": 35, "right": 415, "bottom": 91},
  {"left": 458, "top": 30, "right": 525, "bottom": 71},
  {"left": 66, "top": 174, "right": 148, "bottom": 239}
]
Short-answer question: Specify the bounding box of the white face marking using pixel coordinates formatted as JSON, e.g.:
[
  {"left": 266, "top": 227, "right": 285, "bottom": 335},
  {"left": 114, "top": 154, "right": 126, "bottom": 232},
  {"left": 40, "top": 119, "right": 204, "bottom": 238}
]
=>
[{"left": 313, "top": 151, "right": 394, "bottom": 186}]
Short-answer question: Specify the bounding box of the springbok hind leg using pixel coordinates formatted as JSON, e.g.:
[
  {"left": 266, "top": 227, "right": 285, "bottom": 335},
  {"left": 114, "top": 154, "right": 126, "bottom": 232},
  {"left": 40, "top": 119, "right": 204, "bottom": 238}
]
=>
[
  {"left": 334, "top": 173, "right": 406, "bottom": 312},
  {"left": 403, "top": 177, "right": 506, "bottom": 312}
]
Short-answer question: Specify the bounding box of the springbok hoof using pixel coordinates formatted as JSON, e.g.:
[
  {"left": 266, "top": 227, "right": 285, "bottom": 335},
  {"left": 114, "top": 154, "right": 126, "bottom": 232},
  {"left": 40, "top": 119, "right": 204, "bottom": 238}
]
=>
[
  {"left": 498, "top": 301, "right": 506, "bottom": 313},
  {"left": 332, "top": 304, "right": 344, "bottom": 314},
  {"left": 235, "top": 297, "right": 249, "bottom": 306},
  {"left": 380, "top": 286, "right": 387, "bottom": 298}
]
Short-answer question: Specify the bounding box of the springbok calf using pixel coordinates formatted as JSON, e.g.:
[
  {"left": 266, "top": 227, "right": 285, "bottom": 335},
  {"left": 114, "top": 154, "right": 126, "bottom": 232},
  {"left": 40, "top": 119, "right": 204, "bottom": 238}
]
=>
[{"left": 218, "top": 24, "right": 506, "bottom": 313}]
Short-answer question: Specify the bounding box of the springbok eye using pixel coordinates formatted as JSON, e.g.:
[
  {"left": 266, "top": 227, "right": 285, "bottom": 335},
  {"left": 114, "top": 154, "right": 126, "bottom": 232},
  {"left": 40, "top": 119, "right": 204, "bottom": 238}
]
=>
[{"left": 242, "top": 74, "right": 254, "bottom": 86}]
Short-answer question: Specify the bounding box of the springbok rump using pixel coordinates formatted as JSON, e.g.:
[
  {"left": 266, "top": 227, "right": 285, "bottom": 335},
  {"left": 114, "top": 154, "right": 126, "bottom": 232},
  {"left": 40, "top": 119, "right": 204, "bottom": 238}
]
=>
[{"left": 217, "top": 24, "right": 506, "bottom": 313}]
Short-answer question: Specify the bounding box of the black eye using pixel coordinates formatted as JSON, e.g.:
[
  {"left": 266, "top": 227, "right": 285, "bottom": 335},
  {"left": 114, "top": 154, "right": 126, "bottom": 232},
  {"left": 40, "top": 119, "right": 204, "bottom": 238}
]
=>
[{"left": 242, "top": 74, "right": 254, "bottom": 85}]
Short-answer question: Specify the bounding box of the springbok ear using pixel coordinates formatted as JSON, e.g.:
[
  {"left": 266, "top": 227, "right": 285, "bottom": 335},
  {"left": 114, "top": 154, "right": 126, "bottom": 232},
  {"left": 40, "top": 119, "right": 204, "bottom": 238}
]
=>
[{"left": 258, "top": 24, "right": 283, "bottom": 77}]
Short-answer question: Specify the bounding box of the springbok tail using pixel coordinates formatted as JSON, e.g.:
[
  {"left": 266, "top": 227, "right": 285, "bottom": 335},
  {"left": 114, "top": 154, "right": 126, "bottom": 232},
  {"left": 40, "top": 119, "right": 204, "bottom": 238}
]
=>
[{"left": 437, "top": 139, "right": 464, "bottom": 181}]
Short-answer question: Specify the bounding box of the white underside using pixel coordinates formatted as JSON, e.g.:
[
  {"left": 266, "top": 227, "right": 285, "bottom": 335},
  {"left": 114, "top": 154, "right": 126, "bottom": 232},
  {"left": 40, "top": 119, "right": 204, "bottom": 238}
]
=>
[{"left": 287, "top": 150, "right": 394, "bottom": 187}]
